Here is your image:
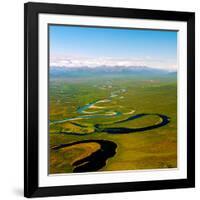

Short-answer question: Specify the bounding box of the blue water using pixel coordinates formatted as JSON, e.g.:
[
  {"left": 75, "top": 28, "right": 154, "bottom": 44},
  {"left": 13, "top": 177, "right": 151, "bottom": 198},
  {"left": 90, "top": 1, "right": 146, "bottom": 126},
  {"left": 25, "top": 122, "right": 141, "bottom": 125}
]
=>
[{"left": 50, "top": 98, "right": 122, "bottom": 125}]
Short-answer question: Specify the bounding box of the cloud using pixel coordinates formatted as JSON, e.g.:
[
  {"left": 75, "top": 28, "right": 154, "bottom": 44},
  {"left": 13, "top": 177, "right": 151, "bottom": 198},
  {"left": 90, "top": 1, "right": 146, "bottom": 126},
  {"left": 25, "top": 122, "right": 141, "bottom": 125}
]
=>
[{"left": 50, "top": 55, "right": 177, "bottom": 71}]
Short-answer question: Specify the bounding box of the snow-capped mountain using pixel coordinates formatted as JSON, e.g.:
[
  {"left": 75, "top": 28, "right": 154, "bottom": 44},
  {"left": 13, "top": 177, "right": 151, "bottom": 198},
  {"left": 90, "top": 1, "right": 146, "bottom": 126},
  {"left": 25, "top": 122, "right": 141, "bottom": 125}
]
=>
[{"left": 49, "top": 65, "right": 174, "bottom": 77}]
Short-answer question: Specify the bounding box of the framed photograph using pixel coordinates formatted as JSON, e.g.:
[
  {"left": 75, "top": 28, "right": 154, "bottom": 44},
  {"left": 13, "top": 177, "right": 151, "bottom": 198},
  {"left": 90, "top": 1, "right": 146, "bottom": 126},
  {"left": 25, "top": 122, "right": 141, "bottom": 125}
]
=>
[{"left": 24, "top": 2, "right": 195, "bottom": 198}]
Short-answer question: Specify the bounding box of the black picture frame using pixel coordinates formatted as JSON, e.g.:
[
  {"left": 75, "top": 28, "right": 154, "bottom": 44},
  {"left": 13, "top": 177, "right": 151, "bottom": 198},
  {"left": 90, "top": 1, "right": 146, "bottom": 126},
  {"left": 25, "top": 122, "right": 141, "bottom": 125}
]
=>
[{"left": 24, "top": 2, "right": 195, "bottom": 198}]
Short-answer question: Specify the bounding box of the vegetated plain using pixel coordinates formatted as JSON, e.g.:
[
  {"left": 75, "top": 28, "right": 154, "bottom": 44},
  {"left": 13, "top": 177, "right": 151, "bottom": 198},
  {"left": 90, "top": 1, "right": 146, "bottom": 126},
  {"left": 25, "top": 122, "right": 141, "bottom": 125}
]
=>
[{"left": 49, "top": 68, "right": 177, "bottom": 174}]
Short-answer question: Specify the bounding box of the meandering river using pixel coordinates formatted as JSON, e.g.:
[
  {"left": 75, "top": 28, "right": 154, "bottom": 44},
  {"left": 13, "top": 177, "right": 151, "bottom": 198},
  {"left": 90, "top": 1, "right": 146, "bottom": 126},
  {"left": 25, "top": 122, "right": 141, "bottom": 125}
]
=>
[
  {"left": 51, "top": 88, "right": 170, "bottom": 172},
  {"left": 52, "top": 140, "right": 117, "bottom": 173},
  {"left": 50, "top": 88, "right": 170, "bottom": 135}
]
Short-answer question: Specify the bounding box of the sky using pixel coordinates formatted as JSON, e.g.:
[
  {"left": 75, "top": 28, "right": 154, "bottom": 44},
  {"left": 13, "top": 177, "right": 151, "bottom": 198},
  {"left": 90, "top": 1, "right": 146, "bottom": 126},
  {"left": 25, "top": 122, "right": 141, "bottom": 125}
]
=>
[{"left": 49, "top": 25, "right": 177, "bottom": 71}]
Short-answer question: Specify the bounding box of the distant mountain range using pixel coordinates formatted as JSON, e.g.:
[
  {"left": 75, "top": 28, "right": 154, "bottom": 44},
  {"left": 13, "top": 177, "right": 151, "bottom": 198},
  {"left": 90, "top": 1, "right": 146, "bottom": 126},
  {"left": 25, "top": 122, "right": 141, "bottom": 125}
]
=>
[{"left": 50, "top": 66, "right": 176, "bottom": 77}]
